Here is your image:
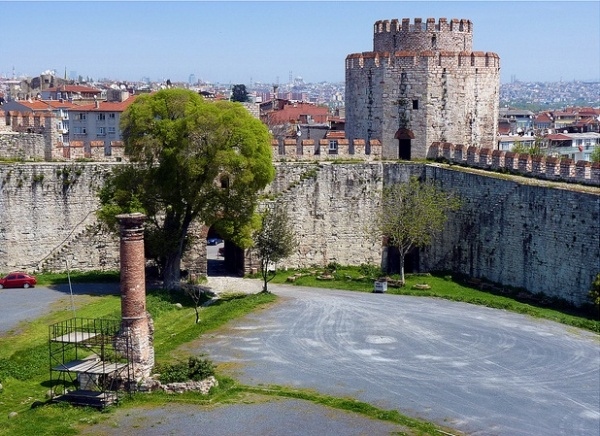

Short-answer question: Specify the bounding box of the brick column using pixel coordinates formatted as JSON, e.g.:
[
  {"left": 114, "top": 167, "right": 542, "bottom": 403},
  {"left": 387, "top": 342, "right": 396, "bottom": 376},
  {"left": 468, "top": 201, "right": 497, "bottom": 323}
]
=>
[{"left": 116, "top": 213, "right": 154, "bottom": 380}]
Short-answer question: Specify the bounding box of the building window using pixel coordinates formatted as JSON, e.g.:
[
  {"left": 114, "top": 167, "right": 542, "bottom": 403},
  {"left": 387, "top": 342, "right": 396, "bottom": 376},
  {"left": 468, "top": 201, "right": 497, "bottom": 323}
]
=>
[
  {"left": 108, "top": 126, "right": 116, "bottom": 135},
  {"left": 97, "top": 127, "right": 106, "bottom": 136},
  {"left": 97, "top": 113, "right": 106, "bottom": 121},
  {"left": 109, "top": 113, "right": 116, "bottom": 119},
  {"left": 328, "top": 140, "right": 338, "bottom": 154},
  {"left": 73, "top": 127, "right": 86, "bottom": 135},
  {"left": 412, "top": 100, "right": 419, "bottom": 110},
  {"left": 75, "top": 113, "right": 86, "bottom": 121}
]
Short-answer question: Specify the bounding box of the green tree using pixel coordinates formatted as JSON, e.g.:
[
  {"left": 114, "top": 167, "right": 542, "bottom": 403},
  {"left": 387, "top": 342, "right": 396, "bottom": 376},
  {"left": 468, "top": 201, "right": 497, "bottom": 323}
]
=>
[
  {"left": 98, "top": 89, "right": 275, "bottom": 289},
  {"left": 252, "top": 203, "right": 296, "bottom": 293},
  {"left": 512, "top": 137, "right": 545, "bottom": 157},
  {"left": 590, "top": 146, "right": 600, "bottom": 163},
  {"left": 375, "top": 176, "right": 461, "bottom": 285},
  {"left": 231, "top": 84, "right": 249, "bottom": 103}
]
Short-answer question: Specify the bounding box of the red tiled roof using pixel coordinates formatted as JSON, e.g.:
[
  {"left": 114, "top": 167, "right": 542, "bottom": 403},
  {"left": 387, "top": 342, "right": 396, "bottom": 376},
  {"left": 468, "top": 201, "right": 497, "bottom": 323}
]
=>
[
  {"left": 70, "top": 95, "right": 138, "bottom": 112},
  {"left": 12, "top": 100, "right": 55, "bottom": 111},
  {"left": 325, "top": 131, "right": 346, "bottom": 139},
  {"left": 45, "top": 100, "right": 79, "bottom": 109},
  {"left": 535, "top": 113, "right": 553, "bottom": 123},
  {"left": 267, "top": 102, "right": 328, "bottom": 124},
  {"left": 546, "top": 134, "right": 571, "bottom": 140}
]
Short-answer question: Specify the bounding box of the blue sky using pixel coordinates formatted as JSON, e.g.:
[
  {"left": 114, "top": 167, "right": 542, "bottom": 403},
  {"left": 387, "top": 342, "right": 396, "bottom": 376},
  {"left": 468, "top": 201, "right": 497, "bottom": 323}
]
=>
[{"left": 1, "top": 1, "right": 599, "bottom": 85}]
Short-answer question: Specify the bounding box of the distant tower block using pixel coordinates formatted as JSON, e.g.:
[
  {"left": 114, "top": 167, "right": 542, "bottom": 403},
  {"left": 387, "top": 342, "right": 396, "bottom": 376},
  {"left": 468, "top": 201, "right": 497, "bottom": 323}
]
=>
[
  {"left": 116, "top": 213, "right": 154, "bottom": 379},
  {"left": 345, "top": 18, "right": 500, "bottom": 160}
]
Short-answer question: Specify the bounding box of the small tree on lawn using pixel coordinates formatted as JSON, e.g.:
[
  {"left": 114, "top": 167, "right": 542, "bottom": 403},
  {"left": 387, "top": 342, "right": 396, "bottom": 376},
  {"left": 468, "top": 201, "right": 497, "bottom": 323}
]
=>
[
  {"left": 183, "top": 282, "right": 211, "bottom": 324},
  {"left": 375, "top": 176, "right": 461, "bottom": 285},
  {"left": 253, "top": 203, "right": 296, "bottom": 293}
]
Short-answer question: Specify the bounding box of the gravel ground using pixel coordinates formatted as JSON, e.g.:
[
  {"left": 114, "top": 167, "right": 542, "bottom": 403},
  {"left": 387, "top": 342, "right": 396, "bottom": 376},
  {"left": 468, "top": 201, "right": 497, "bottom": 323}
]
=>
[{"left": 79, "top": 398, "right": 410, "bottom": 436}]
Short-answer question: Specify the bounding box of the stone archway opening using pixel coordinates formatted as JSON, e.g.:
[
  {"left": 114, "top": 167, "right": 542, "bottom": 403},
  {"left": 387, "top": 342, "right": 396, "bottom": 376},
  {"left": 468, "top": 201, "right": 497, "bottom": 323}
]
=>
[
  {"left": 395, "top": 128, "right": 414, "bottom": 160},
  {"left": 205, "top": 227, "right": 226, "bottom": 277},
  {"left": 205, "top": 227, "right": 244, "bottom": 277}
]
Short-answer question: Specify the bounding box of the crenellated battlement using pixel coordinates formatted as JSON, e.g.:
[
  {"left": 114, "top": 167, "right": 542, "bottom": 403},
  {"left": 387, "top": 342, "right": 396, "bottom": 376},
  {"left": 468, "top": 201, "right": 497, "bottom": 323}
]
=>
[
  {"left": 345, "top": 50, "right": 500, "bottom": 70},
  {"left": 373, "top": 17, "right": 473, "bottom": 53},
  {"left": 271, "top": 137, "right": 382, "bottom": 162},
  {"left": 427, "top": 142, "right": 600, "bottom": 187},
  {"left": 374, "top": 18, "right": 473, "bottom": 35}
]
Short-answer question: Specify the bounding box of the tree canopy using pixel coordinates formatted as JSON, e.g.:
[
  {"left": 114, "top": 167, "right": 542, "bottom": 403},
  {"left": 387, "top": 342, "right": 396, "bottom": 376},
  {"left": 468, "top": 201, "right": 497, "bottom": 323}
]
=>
[
  {"left": 375, "top": 176, "right": 461, "bottom": 284},
  {"left": 98, "top": 88, "right": 275, "bottom": 289},
  {"left": 231, "top": 84, "right": 249, "bottom": 103},
  {"left": 252, "top": 203, "right": 297, "bottom": 293}
]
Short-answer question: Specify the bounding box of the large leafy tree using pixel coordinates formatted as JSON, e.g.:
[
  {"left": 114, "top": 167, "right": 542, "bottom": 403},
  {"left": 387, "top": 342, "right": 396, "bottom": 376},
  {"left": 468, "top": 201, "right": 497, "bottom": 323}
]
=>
[
  {"left": 98, "top": 89, "right": 275, "bottom": 289},
  {"left": 375, "top": 176, "right": 461, "bottom": 285},
  {"left": 252, "top": 203, "right": 296, "bottom": 293}
]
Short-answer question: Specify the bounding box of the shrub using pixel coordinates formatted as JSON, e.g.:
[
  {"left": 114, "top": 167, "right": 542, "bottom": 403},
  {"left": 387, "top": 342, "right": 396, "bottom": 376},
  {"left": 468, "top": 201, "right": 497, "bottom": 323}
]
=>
[
  {"left": 156, "top": 356, "right": 215, "bottom": 384},
  {"left": 358, "top": 263, "right": 382, "bottom": 278}
]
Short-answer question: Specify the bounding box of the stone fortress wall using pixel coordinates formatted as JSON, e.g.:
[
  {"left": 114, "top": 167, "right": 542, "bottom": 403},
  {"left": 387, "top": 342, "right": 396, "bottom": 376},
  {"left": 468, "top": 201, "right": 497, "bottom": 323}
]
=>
[
  {"left": 345, "top": 18, "right": 500, "bottom": 160},
  {"left": 0, "top": 162, "right": 598, "bottom": 307},
  {"left": 0, "top": 163, "right": 120, "bottom": 273},
  {"left": 428, "top": 142, "right": 600, "bottom": 187}
]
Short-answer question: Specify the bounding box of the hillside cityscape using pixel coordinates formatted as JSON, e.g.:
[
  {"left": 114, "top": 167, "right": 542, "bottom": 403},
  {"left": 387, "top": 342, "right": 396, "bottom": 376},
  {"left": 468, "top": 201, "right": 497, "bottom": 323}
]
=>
[{"left": 1, "top": 72, "right": 599, "bottom": 111}]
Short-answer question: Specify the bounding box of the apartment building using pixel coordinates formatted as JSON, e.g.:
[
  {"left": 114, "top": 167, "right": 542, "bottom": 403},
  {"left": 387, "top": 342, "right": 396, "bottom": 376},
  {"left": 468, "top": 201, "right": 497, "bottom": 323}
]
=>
[{"left": 67, "top": 90, "right": 137, "bottom": 160}]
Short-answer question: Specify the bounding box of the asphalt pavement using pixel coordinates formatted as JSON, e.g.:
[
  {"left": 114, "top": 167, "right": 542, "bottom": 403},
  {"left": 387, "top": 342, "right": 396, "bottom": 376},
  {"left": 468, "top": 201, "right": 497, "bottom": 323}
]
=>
[
  {"left": 185, "top": 284, "right": 600, "bottom": 436},
  {"left": 0, "top": 282, "right": 119, "bottom": 334}
]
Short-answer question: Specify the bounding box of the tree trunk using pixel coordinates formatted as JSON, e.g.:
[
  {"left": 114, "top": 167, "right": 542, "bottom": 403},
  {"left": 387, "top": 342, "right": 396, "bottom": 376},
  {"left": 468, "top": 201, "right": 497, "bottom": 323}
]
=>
[
  {"left": 163, "top": 251, "right": 183, "bottom": 290},
  {"left": 398, "top": 253, "right": 405, "bottom": 285},
  {"left": 162, "top": 213, "right": 192, "bottom": 290},
  {"left": 261, "top": 258, "right": 270, "bottom": 293}
]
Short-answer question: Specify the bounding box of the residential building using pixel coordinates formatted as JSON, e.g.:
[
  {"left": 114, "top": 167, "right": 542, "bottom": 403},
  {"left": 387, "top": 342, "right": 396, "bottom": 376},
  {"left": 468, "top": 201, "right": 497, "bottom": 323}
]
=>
[
  {"left": 67, "top": 91, "right": 137, "bottom": 160},
  {"left": 40, "top": 85, "right": 103, "bottom": 103},
  {"left": 545, "top": 132, "right": 600, "bottom": 161},
  {"left": 497, "top": 134, "right": 537, "bottom": 151},
  {"left": 1, "top": 98, "right": 78, "bottom": 159}
]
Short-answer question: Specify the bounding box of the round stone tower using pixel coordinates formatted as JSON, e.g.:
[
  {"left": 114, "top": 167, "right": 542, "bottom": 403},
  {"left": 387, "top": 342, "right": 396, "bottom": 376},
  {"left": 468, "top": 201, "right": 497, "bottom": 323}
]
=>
[{"left": 345, "top": 18, "right": 500, "bottom": 160}]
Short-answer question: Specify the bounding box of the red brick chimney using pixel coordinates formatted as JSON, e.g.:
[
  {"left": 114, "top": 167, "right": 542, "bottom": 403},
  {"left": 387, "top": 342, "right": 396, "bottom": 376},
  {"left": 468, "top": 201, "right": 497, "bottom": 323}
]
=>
[{"left": 116, "top": 213, "right": 154, "bottom": 379}]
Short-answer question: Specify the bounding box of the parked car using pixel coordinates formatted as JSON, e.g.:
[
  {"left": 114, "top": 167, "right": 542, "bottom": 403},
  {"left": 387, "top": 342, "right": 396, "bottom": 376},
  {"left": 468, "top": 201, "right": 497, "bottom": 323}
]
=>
[
  {"left": 207, "top": 238, "right": 223, "bottom": 246},
  {"left": 0, "top": 271, "right": 37, "bottom": 289}
]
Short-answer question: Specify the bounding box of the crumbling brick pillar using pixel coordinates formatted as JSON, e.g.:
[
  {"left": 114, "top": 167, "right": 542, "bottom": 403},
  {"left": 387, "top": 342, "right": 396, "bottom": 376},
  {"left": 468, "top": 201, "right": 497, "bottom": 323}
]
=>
[{"left": 116, "top": 213, "right": 154, "bottom": 380}]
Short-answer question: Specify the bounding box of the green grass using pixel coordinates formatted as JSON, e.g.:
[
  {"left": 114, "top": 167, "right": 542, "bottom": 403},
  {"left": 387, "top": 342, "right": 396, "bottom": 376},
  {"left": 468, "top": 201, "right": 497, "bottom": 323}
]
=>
[
  {"left": 33, "top": 271, "right": 121, "bottom": 286},
  {"left": 265, "top": 265, "right": 600, "bottom": 333}
]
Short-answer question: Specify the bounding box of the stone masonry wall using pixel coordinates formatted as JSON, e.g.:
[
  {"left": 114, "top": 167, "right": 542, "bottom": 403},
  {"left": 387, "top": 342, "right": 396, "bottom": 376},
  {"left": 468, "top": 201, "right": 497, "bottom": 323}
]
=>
[
  {"left": 0, "top": 162, "right": 598, "bottom": 307},
  {"left": 419, "top": 165, "right": 600, "bottom": 306},
  {"left": 0, "top": 162, "right": 119, "bottom": 272},
  {"left": 0, "top": 132, "right": 46, "bottom": 161}
]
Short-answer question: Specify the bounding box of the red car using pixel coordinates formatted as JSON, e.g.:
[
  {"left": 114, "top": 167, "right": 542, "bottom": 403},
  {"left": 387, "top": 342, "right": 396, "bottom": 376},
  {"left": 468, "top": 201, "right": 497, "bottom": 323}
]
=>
[{"left": 0, "top": 272, "right": 37, "bottom": 289}]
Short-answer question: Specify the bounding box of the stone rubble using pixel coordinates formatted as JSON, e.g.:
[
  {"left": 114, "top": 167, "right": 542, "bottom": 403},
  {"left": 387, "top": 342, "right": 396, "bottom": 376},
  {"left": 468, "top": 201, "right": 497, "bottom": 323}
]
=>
[{"left": 137, "top": 375, "right": 218, "bottom": 395}]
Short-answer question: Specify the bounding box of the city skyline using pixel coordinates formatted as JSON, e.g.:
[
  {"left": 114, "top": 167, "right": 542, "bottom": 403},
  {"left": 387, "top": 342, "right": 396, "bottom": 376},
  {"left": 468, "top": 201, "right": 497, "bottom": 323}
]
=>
[{"left": 1, "top": 1, "right": 599, "bottom": 85}]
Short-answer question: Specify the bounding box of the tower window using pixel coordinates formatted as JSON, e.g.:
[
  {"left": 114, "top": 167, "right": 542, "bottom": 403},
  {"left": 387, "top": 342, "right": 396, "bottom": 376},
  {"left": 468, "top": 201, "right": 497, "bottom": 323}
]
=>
[
  {"left": 431, "top": 36, "right": 437, "bottom": 49},
  {"left": 412, "top": 100, "right": 419, "bottom": 110}
]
